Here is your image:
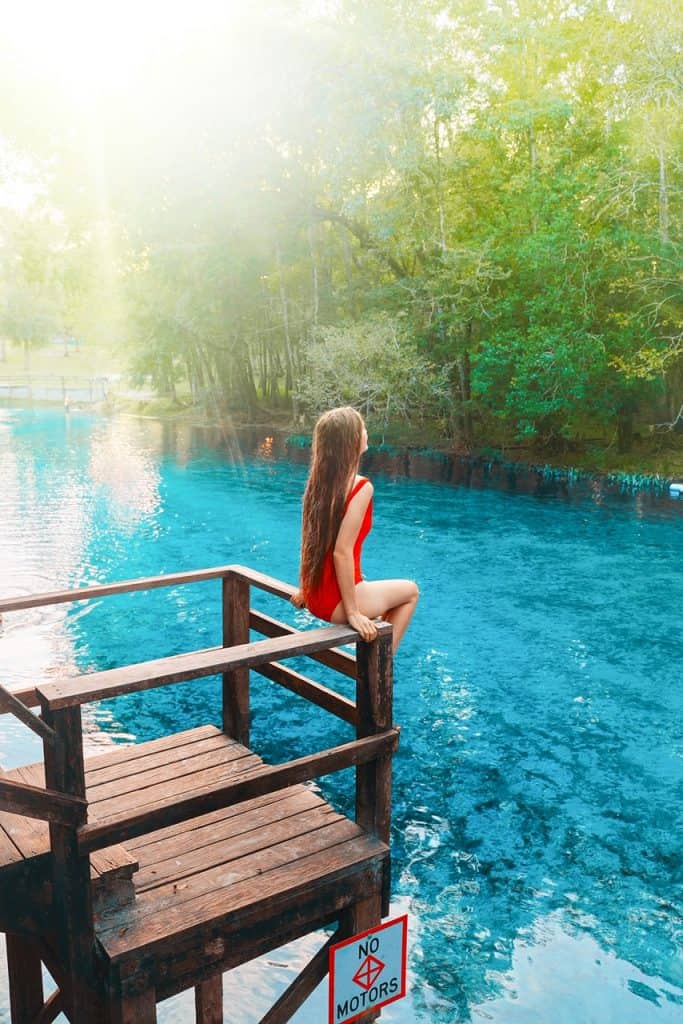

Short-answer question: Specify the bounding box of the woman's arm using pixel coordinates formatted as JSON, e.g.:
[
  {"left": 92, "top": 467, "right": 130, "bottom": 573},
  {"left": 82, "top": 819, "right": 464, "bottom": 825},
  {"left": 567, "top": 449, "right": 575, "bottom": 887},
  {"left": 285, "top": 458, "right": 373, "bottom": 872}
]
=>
[{"left": 333, "top": 482, "right": 377, "bottom": 642}]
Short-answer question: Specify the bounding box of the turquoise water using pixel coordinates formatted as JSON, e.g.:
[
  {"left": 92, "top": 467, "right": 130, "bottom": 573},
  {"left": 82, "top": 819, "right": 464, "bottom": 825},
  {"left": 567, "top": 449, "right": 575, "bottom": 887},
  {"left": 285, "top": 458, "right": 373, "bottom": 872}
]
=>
[{"left": 1, "top": 408, "right": 682, "bottom": 1023}]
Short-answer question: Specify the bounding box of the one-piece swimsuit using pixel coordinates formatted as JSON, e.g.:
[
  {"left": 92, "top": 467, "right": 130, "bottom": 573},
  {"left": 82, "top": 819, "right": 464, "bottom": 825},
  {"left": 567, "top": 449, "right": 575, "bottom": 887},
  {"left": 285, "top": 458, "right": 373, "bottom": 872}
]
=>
[{"left": 305, "top": 477, "right": 373, "bottom": 622}]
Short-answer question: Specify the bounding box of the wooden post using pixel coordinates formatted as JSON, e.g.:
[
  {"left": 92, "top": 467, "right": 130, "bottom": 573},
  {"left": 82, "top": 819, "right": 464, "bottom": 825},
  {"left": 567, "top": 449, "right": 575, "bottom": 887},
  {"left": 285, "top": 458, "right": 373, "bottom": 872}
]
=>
[
  {"left": 42, "top": 704, "right": 100, "bottom": 1022},
  {"left": 110, "top": 988, "right": 157, "bottom": 1024},
  {"left": 355, "top": 629, "right": 394, "bottom": 917},
  {"left": 221, "top": 573, "right": 250, "bottom": 745},
  {"left": 355, "top": 630, "right": 393, "bottom": 842},
  {"left": 340, "top": 892, "right": 383, "bottom": 1023},
  {"left": 195, "top": 974, "right": 223, "bottom": 1023},
  {"left": 5, "top": 933, "right": 44, "bottom": 1023}
]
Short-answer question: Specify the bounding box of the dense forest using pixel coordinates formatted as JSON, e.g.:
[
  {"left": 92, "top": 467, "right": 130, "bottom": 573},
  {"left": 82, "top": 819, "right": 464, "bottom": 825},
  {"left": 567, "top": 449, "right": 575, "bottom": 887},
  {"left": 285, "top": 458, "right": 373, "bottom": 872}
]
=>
[{"left": 0, "top": 0, "right": 681, "bottom": 453}]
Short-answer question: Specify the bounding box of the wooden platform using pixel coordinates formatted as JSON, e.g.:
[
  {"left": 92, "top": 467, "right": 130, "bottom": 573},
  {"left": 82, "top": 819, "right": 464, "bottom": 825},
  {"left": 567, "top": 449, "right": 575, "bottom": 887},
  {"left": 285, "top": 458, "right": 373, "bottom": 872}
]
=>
[{"left": 0, "top": 565, "right": 397, "bottom": 1023}]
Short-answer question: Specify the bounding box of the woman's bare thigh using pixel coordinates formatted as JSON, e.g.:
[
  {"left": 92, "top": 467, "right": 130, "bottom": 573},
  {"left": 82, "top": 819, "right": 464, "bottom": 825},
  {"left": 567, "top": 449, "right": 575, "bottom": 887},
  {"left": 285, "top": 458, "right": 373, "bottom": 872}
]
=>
[{"left": 330, "top": 579, "right": 418, "bottom": 622}]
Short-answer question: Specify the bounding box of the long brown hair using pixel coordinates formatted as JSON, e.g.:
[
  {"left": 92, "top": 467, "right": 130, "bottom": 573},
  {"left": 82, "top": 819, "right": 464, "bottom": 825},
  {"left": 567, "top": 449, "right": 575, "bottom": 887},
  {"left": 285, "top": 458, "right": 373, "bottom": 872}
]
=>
[{"left": 301, "top": 406, "right": 364, "bottom": 596}]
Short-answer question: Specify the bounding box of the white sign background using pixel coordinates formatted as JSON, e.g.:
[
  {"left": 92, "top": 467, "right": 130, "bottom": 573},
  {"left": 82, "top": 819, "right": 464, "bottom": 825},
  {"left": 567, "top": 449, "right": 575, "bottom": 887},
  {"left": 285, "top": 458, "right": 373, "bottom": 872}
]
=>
[{"left": 329, "top": 915, "right": 408, "bottom": 1024}]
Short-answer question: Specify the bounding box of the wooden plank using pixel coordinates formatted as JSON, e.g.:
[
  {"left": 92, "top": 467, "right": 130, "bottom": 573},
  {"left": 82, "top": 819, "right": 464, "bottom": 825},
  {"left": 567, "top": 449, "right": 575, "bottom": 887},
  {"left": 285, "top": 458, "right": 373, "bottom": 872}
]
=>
[
  {"left": 0, "top": 824, "right": 24, "bottom": 867},
  {"left": 6, "top": 933, "right": 44, "bottom": 1023},
  {"left": 0, "top": 686, "right": 40, "bottom": 709},
  {"left": 87, "top": 742, "right": 252, "bottom": 805},
  {"left": 78, "top": 730, "right": 399, "bottom": 855},
  {"left": 0, "top": 765, "right": 50, "bottom": 858},
  {"left": 43, "top": 705, "right": 98, "bottom": 1023},
  {"left": 38, "top": 622, "right": 377, "bottom": 710},
  {"left": 90, "top": 845, "right": 139, "bottom": 882},
  {"left": 222, "top": 574, "right": 250, "bottom": 744},
  {"left": 98, "top": 830, "right": 387, "bottom": 963},
  {"left": 0, "top": 777, "right": 87, "bottom": 826},
  {"left": 84, "top": 725, "right": 223, "bottom": 775},
  {"left": 124, "top": 789, "right": 291, "bottom": 853},
  {"left": 87, "top": 752, "right": 262, "bottom": 821},
  {"left": 86, "top": 731, "right": 230, "bottom": 786},
  {"left": 0, "top": 684, "right": 56, "bottom": 745},
  {"left": 34, "top": 989, "right": 65, "bottom": 1024},
  {"left": 131, "top": 788, "right": 324, "bottom": 871},
  {"left": 0, "top": 565, "right": 239, "bottom": 613},
  {"left": 195, "top": 974, "right": 222, "bottom": 1024},
  {"left": 249, "top": 609, "right": 358, "bottom": 679},
  {"left": 258, "top": 931, "right": 339, "bottom": 1024},
  {"left": 230, "top": 565, "right": 295, "bottom": 601},
  {"left": 134, "top": 803, "right": 342, "bottom": 892},
  {"left": 253, "top": 661, "right": 357, "bottom": 725}
]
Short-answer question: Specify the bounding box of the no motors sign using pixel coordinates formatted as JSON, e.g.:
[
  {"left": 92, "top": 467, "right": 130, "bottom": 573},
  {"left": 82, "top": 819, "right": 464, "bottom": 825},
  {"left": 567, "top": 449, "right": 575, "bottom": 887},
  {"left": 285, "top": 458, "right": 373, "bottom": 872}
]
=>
[{"left": 329, "top": 916, "right": 408, "bottom": 1024}]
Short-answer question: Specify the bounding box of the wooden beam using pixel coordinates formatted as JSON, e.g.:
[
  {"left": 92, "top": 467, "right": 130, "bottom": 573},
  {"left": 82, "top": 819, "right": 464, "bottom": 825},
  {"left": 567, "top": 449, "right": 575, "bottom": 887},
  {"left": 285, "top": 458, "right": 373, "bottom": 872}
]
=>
[
  {"left": 38, "top": 623, "right": 387, "bottom": 711},
  {"left": 195, "top": 974, "right": 223, "bottom": 1024},
  {"left": 258, "top": 931, "right": 340, "bottom": 1024},
  {"left": 78, "top": 730, "right": 399, "bottom": 855},
  {"left": 222, "top": 574, "right": 250, "bottom": 745},
  {"left": 0, "top": 565, "right": 240, "bottom": 613},
  {"left": 5, "top": 933, "right": 44, "bottom": 1023},
  {"left": 0, "top": 778, "right": 87, "bottom": 827},
  {"left": 0, "top": 684, "right": 56, "bottom": 744},
  {"left": 229, "top": 565, "right": 296, "bottom": 601},
  {"left": 249, "top": 610, "right": 357, "bottom": 679},
  {"left": 253, "top": 661, "right": 357, "bottom": 725},
  {"left": 34, "top": 988, "right": 65, "bottom": 1024}
]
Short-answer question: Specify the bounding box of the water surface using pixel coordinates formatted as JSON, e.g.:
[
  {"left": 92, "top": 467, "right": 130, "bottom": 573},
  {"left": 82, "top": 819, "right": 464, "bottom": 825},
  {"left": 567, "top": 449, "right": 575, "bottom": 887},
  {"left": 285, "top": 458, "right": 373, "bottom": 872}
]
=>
[{"left": 0, "top": 409, "right": 681, "bottom": 1023}]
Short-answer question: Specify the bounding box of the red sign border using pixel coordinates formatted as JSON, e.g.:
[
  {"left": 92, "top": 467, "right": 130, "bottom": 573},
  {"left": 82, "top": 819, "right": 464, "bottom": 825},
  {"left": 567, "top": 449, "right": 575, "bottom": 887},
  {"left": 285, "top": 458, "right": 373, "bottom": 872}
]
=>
[{"left": 329, "top": 914, "right": 408, "bottom": 1024}]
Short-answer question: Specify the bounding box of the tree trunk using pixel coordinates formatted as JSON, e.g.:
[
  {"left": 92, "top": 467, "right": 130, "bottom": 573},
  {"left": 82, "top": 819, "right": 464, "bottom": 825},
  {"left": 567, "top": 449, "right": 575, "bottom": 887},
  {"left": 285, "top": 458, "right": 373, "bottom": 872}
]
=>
[
  {"left": 617, "top": 409, "right": 634, "bottom": 453},
  {"left": 658, "top": 142, "right": 669, "bottom": 245}
]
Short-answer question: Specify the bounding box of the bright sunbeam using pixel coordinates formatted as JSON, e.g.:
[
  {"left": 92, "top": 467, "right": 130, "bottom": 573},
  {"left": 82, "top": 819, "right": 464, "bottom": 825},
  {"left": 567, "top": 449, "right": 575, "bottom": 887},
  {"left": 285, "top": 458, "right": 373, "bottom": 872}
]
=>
[{"left": 2, "top": 0, "right": 243, "bottom": 103}]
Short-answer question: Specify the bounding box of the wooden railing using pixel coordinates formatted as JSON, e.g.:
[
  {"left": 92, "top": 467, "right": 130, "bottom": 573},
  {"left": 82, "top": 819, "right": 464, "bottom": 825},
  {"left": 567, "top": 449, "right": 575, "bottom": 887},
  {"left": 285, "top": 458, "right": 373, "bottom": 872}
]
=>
[{"left": 0, "top": 565, "right": 396, "bottom": 851}]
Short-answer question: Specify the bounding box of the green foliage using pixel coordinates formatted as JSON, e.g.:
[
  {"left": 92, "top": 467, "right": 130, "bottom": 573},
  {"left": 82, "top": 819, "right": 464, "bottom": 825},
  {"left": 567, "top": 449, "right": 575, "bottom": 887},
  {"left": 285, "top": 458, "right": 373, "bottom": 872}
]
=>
[
  {"left": 0, "top": 0, "right": 680, "bottom": 450},
  {"left": 295, "top": 314, "right": 449, "bottom": 429}
]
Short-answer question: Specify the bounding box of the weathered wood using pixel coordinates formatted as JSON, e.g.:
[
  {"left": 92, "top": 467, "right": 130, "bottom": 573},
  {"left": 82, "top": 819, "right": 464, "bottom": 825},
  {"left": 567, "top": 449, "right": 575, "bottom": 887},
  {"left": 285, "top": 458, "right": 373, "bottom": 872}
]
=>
[
  {"left": 0, "top": 565, "right": 239, "bottom": 613},
  {"left": 78, "top": 730, "right": 399, "bottom": 855},
  {"left": 0, "top": 683, "right": 57, "bottom": 744},
  {"left": 134, "top": 804, "right": 342, "bottom": 893},
  {"left": 222, "top": 574, "right": 251, "bottom": 744},
  {"left": 43, "top": 705, "right": 99, "bottom": 1022},
  {"left": 229, "top": 564, "right": 296, "bottom": 601},
  {"left": 0, "top": 685, "right": 40, "bottom": 709},
  {"left": 6, "top": 932, "right": 44, "bottom": 1023},
  {"left": 86, "top": 728, "right": 229, "bottom": 783},
  {"left": 37, "top": 623, "right": 372, "bottom": 711},
  {"left": 253, "top": 660, "right": 357, "bottom": 725},
  {"left": 195, "top": 973, "right": 223, "bottom": 1024},
  {"left": 340, "top": 892, "right": 384, "bottom": 1023},
  {"left": 355, "top": 633, "right": 394, "bottom": 843},
  {"left": 33, "top": 988, "right": 65, "bottom": 1024},
  {"left": 98, "top": 831, "right": 388, "bottom": 963},
  {"left": 110, "top": 987, "right": 157, "bottom": 1024},
  {"left": 132, "top": 789, "right": 326, "bottom": 889},
  {"left": 0, "top": 823, "right": 23, "bottom": 867},
  {"left": 0, "top": 777, "right": 87, "bottom": 826},
  {"left": 250, "top": 609, "right": 357, "bottom": 679},
  {"left": 88, "top": 752, "right": 262, "bottom": 823},
  {"left": 259, "top": 931, "right": 339, "bottom": 1024}
]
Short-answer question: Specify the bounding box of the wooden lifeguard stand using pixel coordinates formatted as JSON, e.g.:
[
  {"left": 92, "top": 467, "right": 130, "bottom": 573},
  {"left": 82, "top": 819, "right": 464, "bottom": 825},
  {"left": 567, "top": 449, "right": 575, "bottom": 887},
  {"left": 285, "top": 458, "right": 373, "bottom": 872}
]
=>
[{"left": 0, "top": 565, "right": 398, "bottom": 1023}]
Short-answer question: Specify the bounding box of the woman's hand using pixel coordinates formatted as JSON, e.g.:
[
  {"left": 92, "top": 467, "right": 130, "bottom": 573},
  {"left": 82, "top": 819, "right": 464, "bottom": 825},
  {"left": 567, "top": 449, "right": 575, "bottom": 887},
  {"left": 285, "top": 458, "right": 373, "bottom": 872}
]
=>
[
  {"left": 290, "top": 588, "right": 306, "bottom": 609},
  {"left": 347, "top": 609, "right": 378, "bottom": 642}
]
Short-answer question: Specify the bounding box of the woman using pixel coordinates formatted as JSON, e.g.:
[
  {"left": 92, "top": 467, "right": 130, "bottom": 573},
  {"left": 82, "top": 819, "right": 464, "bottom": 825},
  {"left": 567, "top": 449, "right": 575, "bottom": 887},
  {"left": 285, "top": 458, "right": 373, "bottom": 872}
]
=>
[{"left": 291, "top": 406, "right": 418, "bottom": 651}]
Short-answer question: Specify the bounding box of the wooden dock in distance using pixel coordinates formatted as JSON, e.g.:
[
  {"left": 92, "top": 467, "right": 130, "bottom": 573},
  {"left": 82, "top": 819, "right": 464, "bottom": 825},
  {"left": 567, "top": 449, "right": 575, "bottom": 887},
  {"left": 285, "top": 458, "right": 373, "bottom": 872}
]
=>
[{"left": 0, "top": 565, "right": 398, "bottom": 1023}]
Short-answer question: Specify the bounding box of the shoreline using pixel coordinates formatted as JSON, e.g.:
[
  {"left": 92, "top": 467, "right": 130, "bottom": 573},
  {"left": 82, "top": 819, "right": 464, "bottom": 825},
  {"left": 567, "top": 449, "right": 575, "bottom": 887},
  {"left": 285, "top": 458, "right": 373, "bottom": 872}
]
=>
[{"left": 3, "top": 398, "right": 682, "bottom": 497}]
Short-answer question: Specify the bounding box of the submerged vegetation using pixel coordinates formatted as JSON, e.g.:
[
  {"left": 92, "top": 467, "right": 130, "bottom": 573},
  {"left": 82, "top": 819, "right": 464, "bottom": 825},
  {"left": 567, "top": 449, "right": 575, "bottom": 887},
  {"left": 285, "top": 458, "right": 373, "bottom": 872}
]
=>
[{"left": 0, "top": 0, "right": 681, "bottom": 468}]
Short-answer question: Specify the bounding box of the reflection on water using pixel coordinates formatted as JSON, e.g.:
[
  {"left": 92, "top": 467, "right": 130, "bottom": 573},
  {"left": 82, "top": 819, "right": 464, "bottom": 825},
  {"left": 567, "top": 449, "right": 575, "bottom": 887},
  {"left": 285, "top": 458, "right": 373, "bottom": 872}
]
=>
[{"left": 0, "top": 408, "right": 681, "bottom": 1024}]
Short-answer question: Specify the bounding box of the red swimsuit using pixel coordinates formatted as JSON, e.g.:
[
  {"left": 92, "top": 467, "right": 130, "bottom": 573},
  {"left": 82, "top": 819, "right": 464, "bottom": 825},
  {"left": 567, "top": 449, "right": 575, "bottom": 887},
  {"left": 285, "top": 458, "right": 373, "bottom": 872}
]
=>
[{"left": 305, "top": 477, "right": 373, "bottom": 622}]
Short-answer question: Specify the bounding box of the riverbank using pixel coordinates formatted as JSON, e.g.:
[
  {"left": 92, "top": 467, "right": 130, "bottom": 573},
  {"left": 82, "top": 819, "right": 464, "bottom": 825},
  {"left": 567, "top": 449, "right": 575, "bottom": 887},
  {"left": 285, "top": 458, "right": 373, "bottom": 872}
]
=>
[{"left": 3, "top": 393, "right": 683, "bottom": 491}]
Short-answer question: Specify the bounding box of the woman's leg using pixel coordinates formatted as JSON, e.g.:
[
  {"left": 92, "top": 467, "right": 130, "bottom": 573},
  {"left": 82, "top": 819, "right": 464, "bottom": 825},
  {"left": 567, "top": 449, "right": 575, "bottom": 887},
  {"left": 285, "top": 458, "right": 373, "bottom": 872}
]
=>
[{"left": 331, "top": 579, "right": 419, "bottom": 651}]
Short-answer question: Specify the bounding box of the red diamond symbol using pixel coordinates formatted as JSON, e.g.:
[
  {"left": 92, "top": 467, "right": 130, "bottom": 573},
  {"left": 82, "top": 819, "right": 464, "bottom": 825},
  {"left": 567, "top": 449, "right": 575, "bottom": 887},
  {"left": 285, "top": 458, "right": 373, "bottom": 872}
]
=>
[{"left": 352, "top": 954, "right": 385, "bottom": 991}]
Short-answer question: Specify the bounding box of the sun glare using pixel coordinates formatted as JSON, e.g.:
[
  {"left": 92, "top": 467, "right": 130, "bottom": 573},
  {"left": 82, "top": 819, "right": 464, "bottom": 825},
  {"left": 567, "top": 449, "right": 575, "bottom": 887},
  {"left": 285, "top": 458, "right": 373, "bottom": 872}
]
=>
[{"left": 3, "top": 0, "right": 242, "bottom": 103}]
